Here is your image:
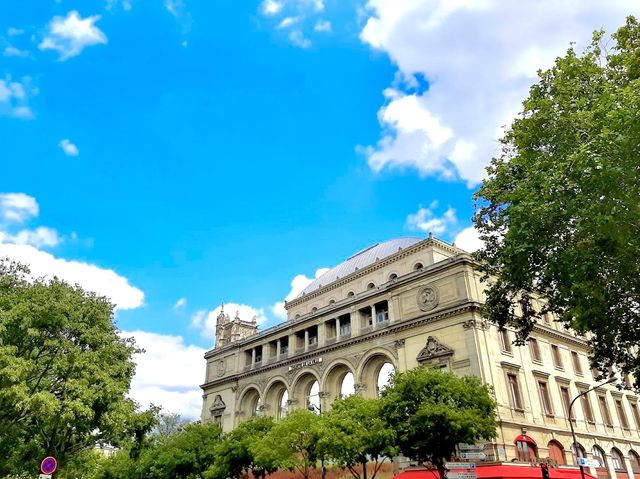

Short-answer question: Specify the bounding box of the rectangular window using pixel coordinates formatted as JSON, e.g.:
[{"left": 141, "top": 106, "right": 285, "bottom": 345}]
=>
[
  {"left": 500, "top": 329, "right": 512, "bottom": 353},
  {"left": 616, "top": 400, "right": 630, "bottom": 429},
  {"left": 507, "top": 373, "right": 523, "bottom": 410},
  {"left": 560, "top": 386, "right": 574, "bottom": 419},
  {"left": 538, "top": 381, "right": 553, "bottom": 415},
  {"left": 551, "top": 345, "right": 563, "bottom": 369},
  {"left": 529, "top": 338, "right": 541, "bottom": 362},
  {"left": 580, "top": 393, "right": 595, "bottom": 422},
  {"left": 631, "top": 402, "right": 640, "bottom": 430},
  {"left": 571, "top": 352, "right": 583, "bottom": 375},
  {"left": 598, "top": 396, "right": 613, "bottom": 426}
]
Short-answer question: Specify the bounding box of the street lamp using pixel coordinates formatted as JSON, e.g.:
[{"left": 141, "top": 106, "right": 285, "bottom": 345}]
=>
[
  {"left": 308, "top": 403, "right": 326, "bottom": 479},
  {"left": 568, "top": 377, "right": 616, "bottom": 479}
]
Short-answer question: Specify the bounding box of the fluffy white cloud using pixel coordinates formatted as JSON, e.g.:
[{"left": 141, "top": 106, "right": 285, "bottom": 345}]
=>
[
  {"left": 3, "top": 46, "right": 28, "bottom": 58},
  {"left": 0, "top": 77, "right": 34, "bottom": 119},
  {"left": 0, "top": 192, "right": 38, "bottom": 223},
  {"left": 0, "top": 240, "right": 144, "bottom": 310},
  {"left": 164, "top": 0, "right": 192, "bottom": 34},
  {"left": 360, "top": 0, "right": 638, "bottom": 186},
  {"left": 39, "top": 11, "right": 107, "bottom": 60},
  {"left": 278, "top": 16, "right": 301, "bottom": 29},
  {"left": 454, "top": 226, "right": 483, "bottom": 253},
  {"left": 1, "top": 227, "right": 61, "bottom": 248},
  {"left": 173, "top": 297, "right": 187, "bottom": 310},
  {"left": 125, "top": 330, "right": 206, "bottom": 419},
  {"left": 272, "top": 267, "right": 330, "bottom": 320},
  {"left": 406, "top": 201, "right": 457, "bottom": 236},
  {"left": 314, "top": 20, "right": 331, "bottom": 32},
  {"left": 59, "top": 139, "right": 79, "bottom": 156},
  {"left": 261, "top": 0, "right": 283, "bottom": 15},
  {"left": 7, "top": 27, "right": 24, "bottom": 36},
  {"left": 289, "top": 29, "right": 311, "bottom": 48},
  {"left": 106, "top": 0, "right": 133, "bottom": 11},
  {"left": 191, "top": 303, "right": 268, "bottom": 344}
]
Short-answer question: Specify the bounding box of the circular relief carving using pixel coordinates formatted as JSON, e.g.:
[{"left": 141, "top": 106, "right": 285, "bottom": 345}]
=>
[
  {"left": 417, "top": 285, "right": 439, "bottom": 311},
  {"left": 216, "top": 359, "right": 226, "bottom": 377}
]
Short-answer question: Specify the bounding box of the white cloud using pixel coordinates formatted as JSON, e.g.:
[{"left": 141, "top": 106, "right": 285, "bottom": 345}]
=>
[
  {"left": 7, "top": 27, "right": 24, "bottom": 36},
  {"left": 0, "top": 192, "right": 38, "bottom": 223},
  {"left": 125, "top": 330, "right": 206, "bottom": 419},
  {"left": 454, "top": 226, "right": 483, "bottom": 252},
  {"left": 3, "top": 46, "right": 28, "bottom": 58},
  {"left": 106, "top": 0, "right": 132, "bottom": 11},
  {"left": 261, "top": 0, "right": 283, "bottom": 15},
  {"left": 0, "top": 240, "right": 144, "bottom": 310},
  {"left": 272, "top": 267, "right": 330, "bottom": 320},
  {"left": 39, "top": 11, "right": 107, "bottom": 60},
  {"left": 1, "top": 227, "right": 61, "bottom": 248},
  {"left": 173, "top": 297, "right": 187, "bottom": 310},
  {"left": 406, "top": 202, "right": 457, "bottom": 236},
  {"left": 278, "top": 16, "right": 301, "bottom": 29},
  {"left": 0, "top": 77, "right": 35, "bottom": 119},
  {"left": 314, "top": 20, "right": 331, "bottom": 32},
  {"left": 289, "top": 29, "right": 311, "bottom": 48},
  {"left": 164, "top": 0, "right": 192, "bottom": 34},
  {"left": 360, "top": 0, "right": 639, "bottom": 186},
  {"left": 191, "top": 303, "right": 268, "bottom": 344},
  {"left": 59, "top": 139, "right": 79, "bottom": 156}
]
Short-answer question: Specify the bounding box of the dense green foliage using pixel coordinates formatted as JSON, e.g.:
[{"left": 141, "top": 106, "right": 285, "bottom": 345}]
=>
[
  {"left": 319, "top": 395, "right": 397, "bottom": 479},
  {"left": 474, "top": 17, "right": 640, "bottom": 386},
  {"left": 206, "top": 416, "right": 276, "bottom": 479},
  {"left": 381, "top": 367, "right": 497, "bottom": 479},
  {"left": 0, "top": 259, "right": 147, "bottom": 477}
]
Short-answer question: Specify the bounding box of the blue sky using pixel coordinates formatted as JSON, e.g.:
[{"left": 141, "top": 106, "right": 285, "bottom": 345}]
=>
[{"left": 1, "top": 0, "right": 637, "bottom": 417}]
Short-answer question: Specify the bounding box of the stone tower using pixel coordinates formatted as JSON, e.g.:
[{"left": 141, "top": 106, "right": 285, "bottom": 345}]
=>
[{"left": 215, "top": 304, "right": 258, "bottom": 348}]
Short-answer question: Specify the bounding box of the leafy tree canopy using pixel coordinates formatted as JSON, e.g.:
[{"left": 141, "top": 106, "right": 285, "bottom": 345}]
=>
[
  {"left": 0, "top": 259, "right": 146, "bottom": 477},
  {"left": 381, "top": 367, "right": 496, "bottom": 479},
  {"left": 474, "top": 17, "right": 640, "bottom": 386},
  {"left": 319, "top": 395, "right": 397, "bottom": 479}
]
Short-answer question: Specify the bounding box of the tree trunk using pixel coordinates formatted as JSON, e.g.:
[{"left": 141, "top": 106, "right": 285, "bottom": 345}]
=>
[{"left": 362, "top": 461, "right": 368, "bottom": 479}]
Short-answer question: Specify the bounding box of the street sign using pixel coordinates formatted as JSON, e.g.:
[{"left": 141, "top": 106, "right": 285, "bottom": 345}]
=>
[
  {"left": 41, "top": 456, "right": 57, "bottom": 475},
  {"left": 578, "top": 457, "right": 601, "bottom": 467},
  {"left": 460, "top": 452, "right": 486, "bottom": 460},
  {"left": 448, "top": 472, "right": 478, "bottom": 479},
  {"left": 39, "top": 475, "right": 52, "bottom": 479},
  {"left": 446, "top": 463, "right": 476, "bottom": 470},
  {"left": 459, "top": 443, "right": 485, "bottom": 451}
]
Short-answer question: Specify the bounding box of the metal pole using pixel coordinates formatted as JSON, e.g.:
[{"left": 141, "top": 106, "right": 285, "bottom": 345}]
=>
[
  {"left": 568, "top": 378, "right": 616, "bottom": 479},
  {"left": 308, "top": 403, "right": 325, "bottom": 478}
]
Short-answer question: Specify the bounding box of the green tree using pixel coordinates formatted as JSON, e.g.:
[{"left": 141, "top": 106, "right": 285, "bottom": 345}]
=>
[
  {"left": 381, "top": 367, "right": 496, "bottom": 479},
  {"left": 319, "top": 395, "right": 396, "bottom": 479},
  {"left": 0, "top": 260, "right": 146, "bottom": 476},
  {"left": 253, "top": 410, "right": 322, "bottom": 479},
  {"left": 473, "top": 17, "right": 640, "bottom": 386},
  {"left": 206, "top": 416, "right": 276, "bottom": 479}
]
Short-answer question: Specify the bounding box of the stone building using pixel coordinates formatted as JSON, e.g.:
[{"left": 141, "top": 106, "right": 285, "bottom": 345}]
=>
[{"left": 200, "top": 235, "right": 640, "bottom": 479}]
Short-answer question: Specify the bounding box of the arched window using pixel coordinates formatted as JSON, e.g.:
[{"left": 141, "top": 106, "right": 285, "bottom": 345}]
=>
[
  {"left": 367, "top": 282, "right": 375, "bottom": 290},
  {"left": 592, "top": 446, "right": 610, "bottom": 479},
  {"left": 311, "top": 307, "right": 318, "bottom": 313},
  {"left": 376, "top": 362, "right": 395, "bottom": 396},
  {"left": 329, "top": 299, "right": 335, "bottom": 305},
  {"left": 389, "top": 273, "right": 398, "bottom": 281},
  {"left": 629, "top": 450, "right": 640, "bottom": 474},
  {"left": 611, "top": 448, "right": 625, "bottom": 472},
  {"left": 340, "top": 372, "right": 355, "bottom": 397},
  {"left": 548, "top": 440, "right": 566, "bottom": 465},
  {"left": 347, "top": 291, "right": 355, "bottom": 298},
  {"left": 515, "top": 435, "right": 538, "bottom": 461},
  {"left": 414, "top": 262, "right": 424, "bottom": 271}
]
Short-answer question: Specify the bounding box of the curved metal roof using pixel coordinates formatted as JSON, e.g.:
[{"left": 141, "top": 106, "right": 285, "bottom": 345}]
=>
[{"left": 297, "top": 237, "right": 423, "bottom": 297}]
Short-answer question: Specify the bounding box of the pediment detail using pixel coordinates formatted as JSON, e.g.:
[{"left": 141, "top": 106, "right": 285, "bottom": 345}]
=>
[{"left": 416, "top": 336, "right": 454, "bottom": 363}]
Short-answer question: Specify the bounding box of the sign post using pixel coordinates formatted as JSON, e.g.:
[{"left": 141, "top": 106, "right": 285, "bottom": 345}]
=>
[{"left": 40, "top": 456, "right": 57, "bottom": 478}]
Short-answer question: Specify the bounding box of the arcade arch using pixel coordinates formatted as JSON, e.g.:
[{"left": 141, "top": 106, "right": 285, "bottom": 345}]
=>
[
  {"left": 359, "top": 351, "right": 396, "bottom": 398},
  {"left": 263, "top": 379, "right": 288, "bottom": 419},
  {"left": 291, "top": 371, "right": 321, "bottom": 411},
  {"left": 323, "top": 361, "right": 356, "bottom": 401},
  {"left": 238, "top": 386, "right": 261, "bottom": 419}
]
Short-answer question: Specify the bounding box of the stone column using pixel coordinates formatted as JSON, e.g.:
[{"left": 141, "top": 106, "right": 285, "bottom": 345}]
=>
[
  {"left": 335, "top": 318, "right": 341, "bottom": 338},
  {"left": 276, "top": 339, "right": 281, "bottom": 360},
  {"left": 350, "top": 310, "right": 358, "bottom": 336},
  {"left": 304, "top": 329, "right": 309, "bottom": 352},
  {"left": 251, "top": 348, "right": 256, "bottom": 366},
  {"left": 371, "top": 304, "right": 376, "bottom": 326}
]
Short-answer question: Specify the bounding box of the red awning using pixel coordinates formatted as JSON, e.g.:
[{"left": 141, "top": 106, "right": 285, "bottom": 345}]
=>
[
  {"left": 514, "top": 435, "right": 537, "bottom": 446},
  {"left": 393, "top": 464, "right": 597, "bottom": 479}
]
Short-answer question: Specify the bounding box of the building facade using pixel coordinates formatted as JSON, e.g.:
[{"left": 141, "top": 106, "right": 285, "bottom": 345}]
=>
[{"left": 200, "top": 236, "right": 640, "bottom": 479}]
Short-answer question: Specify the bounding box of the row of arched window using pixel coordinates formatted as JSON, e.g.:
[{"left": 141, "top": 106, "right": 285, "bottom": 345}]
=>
[{"left": 515, "top": 436, "right": 640, "bottom": 476}]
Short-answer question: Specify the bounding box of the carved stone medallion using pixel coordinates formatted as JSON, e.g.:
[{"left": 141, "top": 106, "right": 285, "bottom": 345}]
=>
[
  {"left": 216, "top": 359, "right": 226, "bottom": 377},
  {"left": 417, "top": 284, "right": 439, "bottom": 311}
]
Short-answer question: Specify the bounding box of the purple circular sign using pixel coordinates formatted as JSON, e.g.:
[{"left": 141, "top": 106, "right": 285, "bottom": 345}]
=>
[{"left": 41, "top": 456, "right": 57, "bottom": 474}]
